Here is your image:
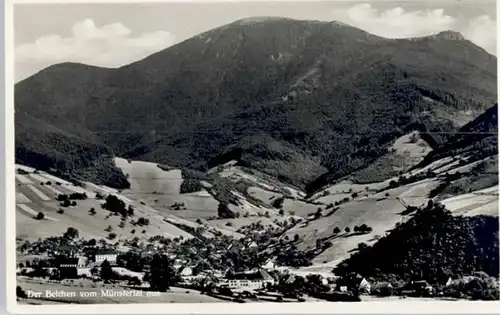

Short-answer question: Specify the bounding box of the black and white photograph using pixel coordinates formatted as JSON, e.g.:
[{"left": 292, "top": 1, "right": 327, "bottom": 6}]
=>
[{"left": 8, "top": 0, "right": 500, "bottom": 310}]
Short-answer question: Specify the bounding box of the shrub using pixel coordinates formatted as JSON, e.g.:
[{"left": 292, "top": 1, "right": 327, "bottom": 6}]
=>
[
  {"left": 36, "top": 212, "right": 45, "bottom": 220},
  {"left": 17, "top": 169, "right": 29, "bottom": 175},
  {"left": 57, "top": 208, "right": 64, "bottom": 214},
  {"left": 271, "top": 196, "right": 285, "bottom": 209},
  {"left": 69, "top": 192, "right": 87, "bottom": 200},
  {"left": 409, "top": 133, "right": 419, "bottom": 143},
  {"left": 127, "top": 205, "right": 134, "bottom": 216},
  {"left": 64, "top": 227, "right": 79, "bottom": 239},
  {"left": 108, "top": 233, "right": 117, "bottom": 240},
  {"left": 57, "top": 194, "right": 69, "bottom": 201},
  {"left": 137, "top": 217, "right": 150, "bottom": 226},
  {"left": 293, "top": 234, "right": 300, "bottom": 242},
  {"left": 217, "top": 203, "right": 235, "bottom": 219},
  {"left": 60, "top": 199, "right": 71, "bottom": 207},
  {"left": 103, "top": 195, "right": 127, "bottom": 217},
  {"left": 314, "top": 208, "right": 323, "bottom": 219}
]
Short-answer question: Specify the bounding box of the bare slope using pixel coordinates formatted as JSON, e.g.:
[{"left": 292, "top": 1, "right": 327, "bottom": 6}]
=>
[{"left": 15, "top": 166, "right": 194, "bottom": 242}]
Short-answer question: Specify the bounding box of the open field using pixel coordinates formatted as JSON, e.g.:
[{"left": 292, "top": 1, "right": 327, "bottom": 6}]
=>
[
  {"left": 114, "top": 157, "right": 183, "bottom": 195},
  {"left": 15, "top": 166, "right": 194, "bottom": 242}
]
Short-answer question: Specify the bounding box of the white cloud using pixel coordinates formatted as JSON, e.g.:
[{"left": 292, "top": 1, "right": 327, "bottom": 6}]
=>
[
  {"left": 460, "top": 15, "right": 497, "bottom": 55},
  {"left": 330, "top": 3, "right": 496, "bottom": 55},
  {"left": 15, "top": 19, "right": 177, "bottom": 81},
  {"left": 331, "top": 3, "right": 457, "bottom": 38}
]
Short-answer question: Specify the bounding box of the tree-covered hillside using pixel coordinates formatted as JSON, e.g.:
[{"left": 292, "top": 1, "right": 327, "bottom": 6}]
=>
[
  {"left": 333, "top": 202, "right": 499, "bottom": 284},
  {"left": 15, "top": 19, "right": 497, "bottom": 190}
]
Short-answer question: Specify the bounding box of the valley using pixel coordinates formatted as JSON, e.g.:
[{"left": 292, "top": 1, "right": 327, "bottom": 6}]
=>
[{"left": 13, "top": 16, "right": 498, "bottom": 304}]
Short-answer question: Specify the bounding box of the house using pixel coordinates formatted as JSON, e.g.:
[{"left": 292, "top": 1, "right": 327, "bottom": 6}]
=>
[
  {"left": 358, "top": 278, "right": 371, "bottom": 294},
  {"left": 57, "top": 256, "right": 88, "bottom": 279},
  {"left": 173, "top": 259, "right": 188, "bottom": 271},
  {"left": 335, "top": 274, "right": 371, "bottom": 294},
  {"left": 226, "top": 242, "right": 245, "bottom": 253},
  {"left": 225, "top": 269, "right": 275, "bottom": 290},
  {"left": 284, "top": 274, "right": 297, "bottom": 284},
  {"left": 88, "top": 249, "right": 118, "bottom": 265},
  {"left": 180, "top": 266, "right": 194, "bottom": 277},
  {"left": 244, "top": 238, "right": 258, "bottom": 250},
  {"left": 262, "top": 259, "right": 276, "bottom": 270},
  {"left": 371, "top": 282, "right": 394, "bottom": 296},
  {"left": 445, "top": 276, "right": 475, "bottom": 287}
]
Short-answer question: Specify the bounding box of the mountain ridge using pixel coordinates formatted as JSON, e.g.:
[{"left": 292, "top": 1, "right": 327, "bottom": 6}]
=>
[{"left": 15, "top": 17, "right": 497, "bottom": 191}]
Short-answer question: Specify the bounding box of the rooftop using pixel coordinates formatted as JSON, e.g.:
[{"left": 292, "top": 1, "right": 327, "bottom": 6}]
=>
[{"left": 227, "top": 269, "right": 273, "bottom": 281}]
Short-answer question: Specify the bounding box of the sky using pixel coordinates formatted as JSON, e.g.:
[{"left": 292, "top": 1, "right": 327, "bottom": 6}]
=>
[{"left": 14, "top": 0, "right": 497, "bottom": 82}]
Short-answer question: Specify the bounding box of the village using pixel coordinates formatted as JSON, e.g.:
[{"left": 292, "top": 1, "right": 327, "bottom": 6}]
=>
[{"left": 16, "top": 227, "right": 466, "bottom": 304}]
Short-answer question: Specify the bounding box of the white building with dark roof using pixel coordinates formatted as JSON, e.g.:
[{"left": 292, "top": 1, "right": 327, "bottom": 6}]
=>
[
  {"left": 225, "top": 269, "right": 275, "bottom": 290},
  {"left": 89, "top": 248, "right": 118, "bottom": 265}
]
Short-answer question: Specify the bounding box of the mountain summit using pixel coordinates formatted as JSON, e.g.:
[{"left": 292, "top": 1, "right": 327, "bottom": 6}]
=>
[
  {"left": 15, "top": 18, "right": 497, "bottom": 191},
  {"left": 434, "top": 30, "right": 466, "bottom": 41}
]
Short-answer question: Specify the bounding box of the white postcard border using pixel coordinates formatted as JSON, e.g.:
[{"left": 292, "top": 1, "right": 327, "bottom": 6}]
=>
[{"left": 4, "top": 0, "right": 500, "bottom": 314}]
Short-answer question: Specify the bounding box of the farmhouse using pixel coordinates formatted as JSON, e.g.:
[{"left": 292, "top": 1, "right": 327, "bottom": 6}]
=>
[
  {"left": 335, "top": 274, "right": 371, "bottom": 294},
  {"left": 243, "top": 238, "right": 258, "bottom": 250},
  {"left": 371, "top": 282, "right": 394, "bottom": 296},
  {"left": 445, "top": 276, "right": 475, "bottom": 287},
  {"left": 179, "top": 266, "right": 194, "bottom": 277},
  {"left": 262, "top": 259, "right": 276, "bottom": 270}
]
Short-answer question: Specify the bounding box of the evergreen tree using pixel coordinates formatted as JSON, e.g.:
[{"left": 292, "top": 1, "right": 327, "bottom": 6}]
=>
[
  {"left": 100, "top": 260, "right": 113, "bottom": 280},
  {"left": 148, "top": 253, "right": 178, "bottom": 292}
]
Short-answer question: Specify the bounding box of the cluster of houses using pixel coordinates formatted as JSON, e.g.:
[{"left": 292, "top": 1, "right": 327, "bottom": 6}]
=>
[
  {"left": 18, "top": 241, "right": 450, "bottom": 300},
  {"left": 57, "top": 248, "right": 119, "bottom": 279},
  {"left": 17, "top": 248, "right": 119, "bottom": 280}
]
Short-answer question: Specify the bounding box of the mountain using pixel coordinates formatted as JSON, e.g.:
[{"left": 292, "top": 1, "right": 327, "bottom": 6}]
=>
[{"left": 15, "top": 18, "right": 497, "bottom": 191}]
